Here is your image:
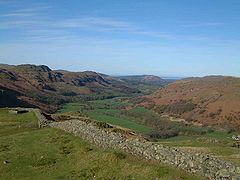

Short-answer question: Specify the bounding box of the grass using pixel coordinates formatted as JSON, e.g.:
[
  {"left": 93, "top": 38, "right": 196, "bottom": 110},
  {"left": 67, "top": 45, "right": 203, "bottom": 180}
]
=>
[
  {"left": 0, "top": 109, "right": 38, "bottom": 136},
  {"left": 204, "top": 131, "right": 234, "bottom": 139},
  {"left": 158, "top": 131, "right": 240, "bottom": 166},
  {"left": 86, "top": 111, "right": 151, "bottom": 133},
  {"left": 0, "top": 108, "right": 204, "bottom": 179},
  {"left": 88, "top": 97, "right": 131, "bottom": 109},
  {"left": 59, "top": 98, "right": 151, "bottom": 133},
  {"left": 57, "top": 103, "right": 85, "bottom": 113},
  {"left": 128, "top": 106, "right": 153, "bottom": 114}
]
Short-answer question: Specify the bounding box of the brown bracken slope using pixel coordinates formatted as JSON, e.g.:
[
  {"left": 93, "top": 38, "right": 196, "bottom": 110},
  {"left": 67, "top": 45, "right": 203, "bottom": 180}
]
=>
[
  {"left": 139, "top": 76, "right": 240, "bottom": 130},
  {"left": 0, "top": 64, "right": 138, "bottom": 112}
]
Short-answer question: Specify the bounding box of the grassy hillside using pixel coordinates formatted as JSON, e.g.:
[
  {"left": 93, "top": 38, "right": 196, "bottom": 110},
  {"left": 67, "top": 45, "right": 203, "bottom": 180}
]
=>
[
  {"left": 139, "top": 76, "right": 240, "bottom": 130},
  {"left": 0, "top": 108, "right": 203, "bottom": 179}
]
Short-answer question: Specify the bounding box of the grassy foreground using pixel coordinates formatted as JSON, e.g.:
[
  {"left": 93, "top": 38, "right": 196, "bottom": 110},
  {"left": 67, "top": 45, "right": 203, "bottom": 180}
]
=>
[{"left": 0, "top": 108, "right": 204, "bottom": 179}]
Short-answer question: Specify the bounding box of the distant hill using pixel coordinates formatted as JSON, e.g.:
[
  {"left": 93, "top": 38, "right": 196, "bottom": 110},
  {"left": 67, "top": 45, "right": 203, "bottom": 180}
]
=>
[
  {"left": 113, "top": 75, "right": 173, "bottom": 94},
  {"left": 117, "top": 75, "right": 167, "bottom": 85},
  {"left": 137, "top": 76, "right": 240, "bottom": 130},
  {"left": 0, "top": 64, "right": 139, "bottom": 112}
]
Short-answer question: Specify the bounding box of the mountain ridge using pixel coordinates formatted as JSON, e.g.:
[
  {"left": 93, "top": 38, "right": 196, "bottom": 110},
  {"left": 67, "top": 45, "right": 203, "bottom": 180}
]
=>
[
  {"left": 0, "top": 64, "right": 168, "bottom": 112},
  {"left": 0, "top": 64, "right": 136, "bottom": 112}
]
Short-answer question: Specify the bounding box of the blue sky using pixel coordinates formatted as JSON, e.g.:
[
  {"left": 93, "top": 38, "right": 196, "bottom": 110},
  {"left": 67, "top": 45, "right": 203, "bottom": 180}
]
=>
[{"left": 0, "top": 0, "right": 240, "bottom": 77}]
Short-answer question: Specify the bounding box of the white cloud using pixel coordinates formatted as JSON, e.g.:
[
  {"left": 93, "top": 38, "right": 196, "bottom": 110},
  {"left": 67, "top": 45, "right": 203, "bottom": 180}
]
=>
[
  {"left": 0, "top": 20, "right": 40, "bottom": 29},
  {"left": 2, "top": 12, "right": 36, "bottom": 17},
  {"left": 14, "top": 7, "right": 51, "bottom": 13},
  {"left": 1, "top": 6, "right": 51, "bottom": 18},
  {"left": 0, "top": 5, "right": 211, "bottom": 42}
]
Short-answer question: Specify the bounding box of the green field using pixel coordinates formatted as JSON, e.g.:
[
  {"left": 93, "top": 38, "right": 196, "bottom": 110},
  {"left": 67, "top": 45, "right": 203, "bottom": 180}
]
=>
[
  {"left": 0, "top": 108, "right": 204, "bottom": 179},
  {"left": 59, "top": 98, "right": 151, "bottom": 133},
  {"left": 57, "top": 103, "right": 86, "bottom": 114},
  {"left": 58, "top": 98, "right": 215, "bottom": 136},
  {"left": 58, "top": 98, "right": 240, "bottom": 167},
  {"left": 158, "top": 131, "right": 240, "bottom": 166},
  {"left": 86, "top": 111, "right": 151, "bottom": 133}
]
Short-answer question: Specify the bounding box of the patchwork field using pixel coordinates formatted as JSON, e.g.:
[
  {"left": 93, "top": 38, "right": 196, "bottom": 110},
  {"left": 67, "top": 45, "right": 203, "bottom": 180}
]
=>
[{"left": 0, "top": 108, "right": 203, "bottom": 179}]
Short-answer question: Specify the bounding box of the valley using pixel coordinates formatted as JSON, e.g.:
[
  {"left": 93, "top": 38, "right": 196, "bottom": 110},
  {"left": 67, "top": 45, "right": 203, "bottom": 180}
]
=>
[
  {"left": 57, "top": 97, "right": 240, "bottom": 167},
  {"left": 1, "top": 64, "right": 240, "bottom": 179},
  {"left": 0, "top": 64, "right": 169, "bottom": 112},
  {"left": 2, "top": 0, "right": 240, "bottom": 179}
]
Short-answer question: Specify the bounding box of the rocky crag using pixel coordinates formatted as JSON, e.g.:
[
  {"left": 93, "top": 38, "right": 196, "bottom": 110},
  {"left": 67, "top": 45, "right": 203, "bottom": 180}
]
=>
[{"left": 49, "top": 119, "right": 240, "bottom": 180}]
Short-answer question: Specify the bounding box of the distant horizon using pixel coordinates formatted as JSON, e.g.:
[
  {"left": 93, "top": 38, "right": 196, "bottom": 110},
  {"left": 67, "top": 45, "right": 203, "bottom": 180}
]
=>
[
  {"left": 1, "top": 0, "right": 240, "bottom": 77},
  {"left": 1, "top": 62, "right": 240, "bottom": 79}
]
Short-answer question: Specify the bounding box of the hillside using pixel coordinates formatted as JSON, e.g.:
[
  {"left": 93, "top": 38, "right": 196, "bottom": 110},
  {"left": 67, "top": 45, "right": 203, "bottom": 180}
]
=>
[
  {"left": 112, "top": 75, "right": 172, "bottom": 94},
  {"left": 0, "top": 64, "right": 138, "bottom": 112},
  {"left": 138, "top": 76, "right": 240, "bottom": 130},
  {"left": 118, "top": 75, "right": 166, "bottom": 84}
]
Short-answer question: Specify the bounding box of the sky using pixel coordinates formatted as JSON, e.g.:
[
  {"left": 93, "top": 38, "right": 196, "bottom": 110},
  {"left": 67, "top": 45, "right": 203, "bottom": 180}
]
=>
[{"left": 0, "top": 0, "right": 240, "bottom": 77}]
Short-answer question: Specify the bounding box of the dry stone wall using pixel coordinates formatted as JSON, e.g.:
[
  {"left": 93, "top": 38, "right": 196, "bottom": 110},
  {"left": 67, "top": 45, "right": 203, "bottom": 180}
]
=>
[
  {"left": 9, "top": 108, "right": 50, "bottom": 128},
  {"left": 33, "top": 109, "right": 50, "bottom": 128},
  {"left": 49, "top": 120, "right": 240, "bottom": 180}
]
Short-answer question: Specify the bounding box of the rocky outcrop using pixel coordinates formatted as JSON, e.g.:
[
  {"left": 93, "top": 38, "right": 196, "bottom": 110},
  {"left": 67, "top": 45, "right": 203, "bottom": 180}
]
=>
[{"left": 49, "top": 119, "right": 240, "bottom": 180}]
